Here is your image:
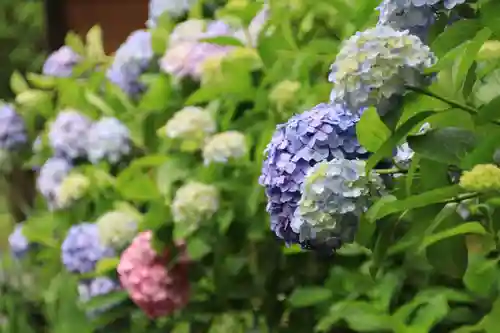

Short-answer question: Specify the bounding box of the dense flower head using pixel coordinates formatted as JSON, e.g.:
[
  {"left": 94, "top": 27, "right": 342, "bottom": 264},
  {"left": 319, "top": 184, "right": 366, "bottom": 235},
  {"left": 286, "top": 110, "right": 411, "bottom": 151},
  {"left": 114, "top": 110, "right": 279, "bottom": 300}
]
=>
[
  {"left": 36, "top": 157, "right": 72, "bottom": 209},
  {"left": 259, "top": 103, "right": 367, "bottom": 244},
  {"left": 86, "top": 117, "right": 132, "bottom": 164},
  {"left": 8, "top": 223, "right": 29, "bottom": 259},
  {"left": 61, "top": 223, "right": 115, "bottom": 274},
  {"left": 162, "top": 106, "right": 216, "bottom": 148},
  {"left": 203, "top": 131, "right": 247, "bottom": 165},
  {"left": 460, "top": 164, "right": 500, "bottom": 193},
  {"left": 78, "top": 277, "right": 120, "bottom": 316},
  {"left": 0, "top": 104, "right": 27, "bottom": 152},
  {"left": 56, "top": 172, "right": 90, "bottom": 209},
  {"left": 172, "top": 182, "right": 219, "bottom": 227},
  {"left": 329, "top": 25, "right": 436, "bottom": 115},
  {"left": 117, "top": 231, "right": 190, "bottom": 318},
  {"left": 107, "top": 30, "right": 153, "bottom": 96},
  {"left": 42, "top": 46, "right": 81, "bottom": 77},
  {"left": 147, "top": 0, "right": 197, "bottom": 27},
  {"left": 96, "top": 211, "right": 138, "bottom": 249},
  {"left": 292, "top": 159, "right": 384, "bottom": 248},
  {"left": 48, "top": 110, "right": 92, "bottom": 160},
  {"left": 160, "top": 20, "right": 234, "bottom": 80}
]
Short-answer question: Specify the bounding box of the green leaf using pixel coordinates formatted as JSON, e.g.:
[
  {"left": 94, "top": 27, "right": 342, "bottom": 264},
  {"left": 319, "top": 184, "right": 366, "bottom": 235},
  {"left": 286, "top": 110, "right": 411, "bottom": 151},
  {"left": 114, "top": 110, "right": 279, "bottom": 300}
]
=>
[
  {"left": 453, "top": 28, "right": 492, "bottom": 93},
  {"left": 26, "top": 72, "right": 56, "bottom": 89},
  {"left": 10, "top": 71, "right": 29, "bottom": 94},
  {"left": 366, "top": 111, "right": 436, "bottom": 173},
  {"left": 199, "top": 36, "right": 246, "bottom": 47},
  {"left": 477, "top": 94, "right": 500, "bottom": 124},
  {"left": 85, "top": 25, "right": 106, "bottom": 60},
  {"left": 186, "top": 238, "right": 211, "bottom": 260},
  {"left": 151, "top": 27, "right": 169, "bottom": 55},
  {"left": 82, "top": 291, "right": 129, "bottom": 311},
  {"left": 138, "top": 74, "right": 171, "bottom": 112},
  {"left": 288, "top": 286, "right": 333, "bottom": 308},
  {"left": 156, "top": 158, "right": 190, "bottom": 200},
  {"left": 461, "top": 128, "right": 500, "bottom": 169},
  {"left": 419, "top": 222, "right": 486, "bottom": 251},
  {"left": 85, "top": 90, "right": 115, "bottom": 116},
  {"left": 65, "top": 31, "right": 86, "bottom": 55},
  {"left": 366, "top": 185, "right": 462, "bottom": 221},
  {"left": 408, "top": 127, "right": 477, "bottom": 165},
  {"left": 15, "top": 89, "right": 52, "bottom": 108},
  {"left": 431, "top": 20, "right": 481, "bottom": 58},
  {"left": 356, "top": 107, "right": 391, "bottom": 152},
  {"left": 463, "top": 253, "right": 499, "bottom": 298},
  {"left": 95, "top": 257, "right": 120, "bottom": 275},
  {"left": 480, "top": 1, "right": 500, "bottom": 37}
]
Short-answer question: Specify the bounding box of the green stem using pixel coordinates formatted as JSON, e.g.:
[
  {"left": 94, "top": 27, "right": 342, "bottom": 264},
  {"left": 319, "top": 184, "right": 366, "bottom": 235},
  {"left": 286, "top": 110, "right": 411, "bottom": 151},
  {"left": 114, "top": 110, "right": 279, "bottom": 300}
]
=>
[
  {"left": 444, "top": 192, "right": 478, "bottom": 204},
  {"left": 376, "top": 167, "right": 409, "bottom": 175},
  {"left": 407, "top": 85, "right": 500, "bottom": 126}
]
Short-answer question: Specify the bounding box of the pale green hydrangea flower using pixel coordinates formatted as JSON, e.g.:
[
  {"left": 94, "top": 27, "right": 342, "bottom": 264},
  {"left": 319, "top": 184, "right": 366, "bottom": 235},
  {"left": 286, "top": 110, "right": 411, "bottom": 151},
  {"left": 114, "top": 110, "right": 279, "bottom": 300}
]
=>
[
  {"left": 172, "top": 182, "right": 219, "bottom": 227},
  {"left": 269, "top": 80, "right": 301, "bottom": 107},
  {"left": 460, "top": 164, "right": 500, "bottom": 193},
  {"left": 203, "top": 131, "right": 247, "bottom": 165},
  {"left": 56, "top": 173, "right": 90, "bottom": 209},
  {"left": 96, "top": 210, "right": 138, "bottom": 249}
]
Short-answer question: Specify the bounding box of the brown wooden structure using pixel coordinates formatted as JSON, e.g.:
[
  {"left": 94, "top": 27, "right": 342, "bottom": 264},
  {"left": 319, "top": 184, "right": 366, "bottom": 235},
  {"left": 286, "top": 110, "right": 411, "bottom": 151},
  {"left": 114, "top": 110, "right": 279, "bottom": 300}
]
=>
[{"left": 44, "top": 0, "right": 149, "bottom": 53}]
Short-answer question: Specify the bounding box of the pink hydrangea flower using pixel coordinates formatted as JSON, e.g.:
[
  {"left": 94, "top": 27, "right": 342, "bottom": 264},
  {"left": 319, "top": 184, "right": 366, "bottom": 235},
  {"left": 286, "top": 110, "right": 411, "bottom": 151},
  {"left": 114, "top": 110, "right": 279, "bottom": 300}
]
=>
[{"left": 117, "top": 231, "right": 190, "bottom": 318}]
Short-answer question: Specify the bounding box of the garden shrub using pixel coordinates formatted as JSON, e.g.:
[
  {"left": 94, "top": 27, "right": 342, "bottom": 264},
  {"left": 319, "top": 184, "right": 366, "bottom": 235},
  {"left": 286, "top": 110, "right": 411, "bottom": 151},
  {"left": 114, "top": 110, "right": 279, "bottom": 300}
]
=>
[{"left": 3, "top": 0, "right": 500, "bottom": 332}]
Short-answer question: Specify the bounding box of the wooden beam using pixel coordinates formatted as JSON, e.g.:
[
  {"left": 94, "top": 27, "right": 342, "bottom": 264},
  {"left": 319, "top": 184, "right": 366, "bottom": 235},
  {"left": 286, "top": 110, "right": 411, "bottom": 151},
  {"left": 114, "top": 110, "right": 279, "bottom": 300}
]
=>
[{"left": 44, "top": 0, "right": 68, "bottom": 51}]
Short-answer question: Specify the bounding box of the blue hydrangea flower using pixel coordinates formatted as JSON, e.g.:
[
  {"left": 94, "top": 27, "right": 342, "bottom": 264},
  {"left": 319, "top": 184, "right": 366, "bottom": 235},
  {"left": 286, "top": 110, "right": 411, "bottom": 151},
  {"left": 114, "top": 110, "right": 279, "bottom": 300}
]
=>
[
  {"left": 0, "top": 104, "right": 27, "bottom": 151},
  {"left": 106, "top": 30, "right": 153, "bottom": 97},
  {"left": 61, "top": 223, "right": 115, "bottom": 274},
  {"left": 259, "top": 103, "right": 367, "bottom": 244},
  {"left": 48, "top": 110, "right": 92, "bottom": 160},
  {"left": 8, "top": 223, "right": 29, "bottom": 259},
  {"left": 78, "top": 277, "right": 120, "bottom": 317},
  {"left": 291, "top": 159, "right": 384, "bottom": 249},
  {"left": 36, "top": 157, "right": 72, "bottom": 210},
  {"left": 146, "top": 0, "right": 197, "bottom": 27},
  {"left": 329, "top": 25, "right": 436, "bottom": 115},
  {"left": 42, "top": 46, "right": 81, "bottom": 77},
  {"left": 86, "top": 117, "right": 131, "bottom": 164}
]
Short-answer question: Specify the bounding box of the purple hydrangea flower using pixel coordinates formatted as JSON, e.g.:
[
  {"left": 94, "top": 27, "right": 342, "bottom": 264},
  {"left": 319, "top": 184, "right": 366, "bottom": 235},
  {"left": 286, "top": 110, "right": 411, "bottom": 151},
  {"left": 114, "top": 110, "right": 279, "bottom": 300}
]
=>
[
  {"left": 48, "top": 110, "right": 91, "bottom": 160},
  {"left": 0, "top": 104, "right": 27, "bottom": 151},
  {"left": 259, "top": 103, "right": 367, "bottom": 245},
  {"left": 160, "top": 20, "right": 234, "bottom": 80},
  {"left": 86, "top": 117, "right": 132, "bottom": 164},
  {"left": 78, "top": 277, "right": 120, "bottom": 317},
  {"left": 8, "top": 223, "right": 29, "bottom": 259},
  {"left": 36, "top": 157, "right": 72, "bottom": 209},
  {"left": 61, "top": 223, "right": 115, "bottom": 274},
  {"left": 42, "top": 46, "right": 81, "bottom": 77},
  {"left": 106, "top": 30, "right": 153, "bottom": 97}
]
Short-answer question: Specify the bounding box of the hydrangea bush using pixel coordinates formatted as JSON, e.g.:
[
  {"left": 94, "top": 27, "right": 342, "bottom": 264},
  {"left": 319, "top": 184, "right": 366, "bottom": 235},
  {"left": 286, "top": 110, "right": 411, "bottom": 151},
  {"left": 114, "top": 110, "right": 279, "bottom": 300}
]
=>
[{"left": 4, "top": 0, "right": 500, "bottom": 331}]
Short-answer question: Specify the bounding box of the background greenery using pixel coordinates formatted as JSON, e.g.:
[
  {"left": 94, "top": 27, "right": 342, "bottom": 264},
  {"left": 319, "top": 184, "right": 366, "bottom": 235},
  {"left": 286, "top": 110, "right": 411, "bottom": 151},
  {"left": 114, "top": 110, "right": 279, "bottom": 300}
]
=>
[{"left": 4, "top": 0, "right": 500, "bottom": 332}]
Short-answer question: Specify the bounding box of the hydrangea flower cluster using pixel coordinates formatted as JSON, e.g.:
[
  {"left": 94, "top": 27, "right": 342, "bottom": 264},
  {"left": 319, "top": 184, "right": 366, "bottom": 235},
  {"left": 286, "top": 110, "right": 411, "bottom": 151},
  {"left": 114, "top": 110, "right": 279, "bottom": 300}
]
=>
[
  {"left": 259, "top": 103, "right": 367, "bottom": 244},
  {"left": 162, "top": 106, "right": 216, "bottom": 149},
  {"left": 203, "top": 131, "right": 247, "bottom": 165},
  {"left": 86, "top": 117, "right": 132, "bottom": 164},
  {"left": 8, "top": 223, "right": 30, "bottom": 259},
  {"left": 377, "top": 0, "right": 465, "bottom": 40},
  {"left": 117, "top": 231, "right": 190, "bottom": 318},
  {"left": 291, "top": 159, "right": 384, "bottom": 248},
  {"left": 56, "top": 173, "right": 90, "bottom": 209},
  {"left": 0, "top": 104, "right": 27, "bottom": 152},
  {"left": 42, "top": 46, "right": 81, "bottom": 77},
  {"left": 160, "top": 20, "right": 234, "bottom": 80},
  {"left": 61, "top": 223, "right": 115, "bottom": 274},
  {"left": 459, "top": 164, "right": 500, "bottom": 193},
  {"left": 172, "top": 182, "right": 219, "bottom": 227},
  {"left": 394, "top": 123, "right": 431, "bottom": 168},
  {"left": 107, "top": 30, "right": 153, "bottom": 96},
  {"left": 328, "top": 25, "right": 436, "bottom": 115},
  {"left": 48, "top": 110, "right": 91, "bottom": 160},
  {"left": 36, "top": 157, "right": 72, "bottom": 210},
  {"left": 78, "top": 277, "right": 120, "bottom": 316},
  {"left": 96, "top": 211, "right": 138, "bottom": 249},
  {"left": 146, "top": 0, "right": 197, "bottom": 27}
]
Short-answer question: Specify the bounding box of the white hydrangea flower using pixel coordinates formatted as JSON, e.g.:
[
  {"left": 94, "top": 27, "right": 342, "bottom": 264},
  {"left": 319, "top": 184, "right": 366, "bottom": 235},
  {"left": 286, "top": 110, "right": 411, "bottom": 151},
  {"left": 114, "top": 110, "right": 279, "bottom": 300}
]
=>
[
  {"left": 172, "top": 182, "right": 219, "bottom": 227},
  {"left": 162, "top": 106, "right": 216, "bottom": 149},
  {"left": 96, "top": 211, "right": 138, "bottom": 249},
  {"left": 291, "top": 158, "right": 384, "bottom": 247},
  {"left": 203, "top": 131, "right": 247, "bottom": 165},
  {"left": 86, "top": 117, "right": 132, "bottom": 164},
  {"left": 329, "top": 25, "right": 436, "bottom": 115},
  {"left": 56, "top": 173, "right": 90, "bottom": 209}
]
